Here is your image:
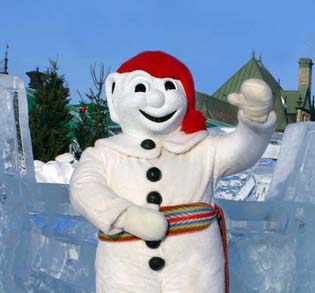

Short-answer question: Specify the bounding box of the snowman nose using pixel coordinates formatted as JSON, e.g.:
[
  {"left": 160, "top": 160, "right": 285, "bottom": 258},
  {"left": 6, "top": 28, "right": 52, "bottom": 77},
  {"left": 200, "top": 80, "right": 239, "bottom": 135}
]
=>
[{"left": 146, "top": 90, "right": 165, "bottom": 108}]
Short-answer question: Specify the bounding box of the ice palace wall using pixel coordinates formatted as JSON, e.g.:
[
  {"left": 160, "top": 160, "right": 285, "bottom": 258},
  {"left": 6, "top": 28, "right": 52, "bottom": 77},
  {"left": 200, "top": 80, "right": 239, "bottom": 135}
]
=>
[{"left": 1, "top": 75, "right": 315, "bottom": 292}]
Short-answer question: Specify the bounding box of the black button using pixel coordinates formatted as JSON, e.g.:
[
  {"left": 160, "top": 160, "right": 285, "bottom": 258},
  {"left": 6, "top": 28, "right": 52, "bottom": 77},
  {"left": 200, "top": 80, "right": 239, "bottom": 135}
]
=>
[
  {"left": 146, "top": 191, "right": 162, "bottom": 205},
  {"left": 145, "top": 241, "right": 161, "bottom": 249},
  {"left": 141, "top": 139, "right": 156, "bottom": 150},
  {"left": 149, "top": 257, "right": 165, "bottom": 271},
  {"left": 146, "top": 167, "right": 162, "bottom": 182}
]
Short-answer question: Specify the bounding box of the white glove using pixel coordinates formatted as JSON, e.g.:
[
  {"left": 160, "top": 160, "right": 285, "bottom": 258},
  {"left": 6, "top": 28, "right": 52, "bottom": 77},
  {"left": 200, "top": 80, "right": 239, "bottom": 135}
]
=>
[
  {"left": 228, "top": 78, "right": 273, "bottom": 123},
  {"left": 113, "top": 205, "right": 168, "bottom": 241}
]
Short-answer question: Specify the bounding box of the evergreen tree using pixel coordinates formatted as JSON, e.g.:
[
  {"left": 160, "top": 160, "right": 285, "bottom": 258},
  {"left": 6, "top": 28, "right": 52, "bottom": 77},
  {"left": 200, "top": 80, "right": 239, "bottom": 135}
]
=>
[
  {"left": 75, "top": 63, "right": 109, "bottom": 155},
  {"left": 29, "top": 60, "right": 72, "bottom": 162}
]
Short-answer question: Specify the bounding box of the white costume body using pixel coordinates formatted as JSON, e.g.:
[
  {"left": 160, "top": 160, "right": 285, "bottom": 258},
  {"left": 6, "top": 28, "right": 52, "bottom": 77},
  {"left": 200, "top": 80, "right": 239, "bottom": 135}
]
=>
[{"left": 70, "top": 111, "right": 276, "bottom": 293}]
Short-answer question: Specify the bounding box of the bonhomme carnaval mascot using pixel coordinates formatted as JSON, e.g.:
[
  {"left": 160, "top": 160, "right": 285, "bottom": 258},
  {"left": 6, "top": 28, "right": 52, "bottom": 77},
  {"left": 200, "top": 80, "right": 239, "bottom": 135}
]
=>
[{"left": 70, "top": 51, "right": 276, "bottom": 293}]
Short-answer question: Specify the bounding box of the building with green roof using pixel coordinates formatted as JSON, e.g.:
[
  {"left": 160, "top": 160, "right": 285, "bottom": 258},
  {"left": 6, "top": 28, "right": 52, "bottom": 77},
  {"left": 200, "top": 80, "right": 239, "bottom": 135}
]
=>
[{"left": 196, "top": 54, "right": 314, "bottom": 132}]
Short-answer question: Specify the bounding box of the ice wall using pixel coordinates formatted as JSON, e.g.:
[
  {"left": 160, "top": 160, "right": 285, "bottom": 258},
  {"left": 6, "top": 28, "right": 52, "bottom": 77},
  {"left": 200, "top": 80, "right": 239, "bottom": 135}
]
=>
[
  {"left": 0, "top": 75, "right": 35, "bottom": 292},
  {"left": 217, "top": 122, "right": 315, "bottom": 292},
  {"left": 2, "top": 73, "right": 315, "bottom": 292},
  {"left": 0, "top": 75, "right": 97, "bottom": 292}
]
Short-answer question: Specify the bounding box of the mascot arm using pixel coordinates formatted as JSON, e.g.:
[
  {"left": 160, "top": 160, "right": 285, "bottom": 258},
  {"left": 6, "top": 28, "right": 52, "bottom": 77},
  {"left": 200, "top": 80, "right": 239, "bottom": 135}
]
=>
[
  {"left": 213, "top": 109, "right": 276, "bottom": 179},
  {"left": 213, "top": 79, "right": 277, "bottom": 178},
  {"left": 70, "top": 145, "right": 168, "bottom": 240},
  {"left": 70, "top": 146, "right": 133, "bottom": 235}
]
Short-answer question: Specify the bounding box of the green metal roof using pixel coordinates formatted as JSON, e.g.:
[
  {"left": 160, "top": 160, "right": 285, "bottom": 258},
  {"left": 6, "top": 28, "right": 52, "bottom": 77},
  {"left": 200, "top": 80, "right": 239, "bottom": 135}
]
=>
[
  {"left": 281, "top": 86, "right": 312, "bottom": 116},
  {"left": 299, "top": 85, "right": 311, "bottom": 111},
  {"left": 281, "top": 90, "right": 299, "bottom": 114},
  {"left": 272, "top": 91, "right": 288, "bottom": 131},
  {"left": 209, "top": 56, "right": 288, "bottom": 131},
  {"left": 195, "top": 91, "right": 208, "bottom": 116},
  {"left": 196, "top": 91, "right": 239, "bottom": 125},
  {"left": 212, "top": 57, "right": 282, "bottom": 100}
]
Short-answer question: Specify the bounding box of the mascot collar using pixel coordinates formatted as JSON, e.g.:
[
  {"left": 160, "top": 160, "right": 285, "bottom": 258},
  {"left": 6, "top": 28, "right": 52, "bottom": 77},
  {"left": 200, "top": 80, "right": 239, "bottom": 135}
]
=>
[{"left": 96, "top": 130, "right": 208, "bottom": 159}]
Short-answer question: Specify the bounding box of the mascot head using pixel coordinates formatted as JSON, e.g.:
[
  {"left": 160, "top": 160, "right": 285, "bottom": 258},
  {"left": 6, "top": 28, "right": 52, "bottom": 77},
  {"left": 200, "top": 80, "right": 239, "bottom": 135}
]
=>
[{"left": 106, "top": 51, "right": 206, "bottom": 137}]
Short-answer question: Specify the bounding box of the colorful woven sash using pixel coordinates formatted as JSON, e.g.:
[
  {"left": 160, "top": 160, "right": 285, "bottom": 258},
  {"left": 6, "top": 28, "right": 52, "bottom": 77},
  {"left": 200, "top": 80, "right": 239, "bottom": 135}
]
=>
[
  {"left": 98, "top": 203, "right": 229, "bottom": 293},
  {"left": 98, "top": 202, "right": 217, "bottom": 242}
]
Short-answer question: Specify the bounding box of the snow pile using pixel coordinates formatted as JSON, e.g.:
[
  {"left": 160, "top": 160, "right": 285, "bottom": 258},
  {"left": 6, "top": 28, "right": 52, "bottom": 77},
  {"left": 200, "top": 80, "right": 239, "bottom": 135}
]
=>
[{"left": 34, "top": 153, "right": 77, "bottom": 184}]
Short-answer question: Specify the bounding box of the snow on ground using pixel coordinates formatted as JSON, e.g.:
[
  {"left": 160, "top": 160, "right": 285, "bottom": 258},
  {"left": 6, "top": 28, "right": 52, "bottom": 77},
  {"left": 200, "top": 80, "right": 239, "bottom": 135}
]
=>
[{"left": 34, "top": 153, "right": 77, "bottom": 184}]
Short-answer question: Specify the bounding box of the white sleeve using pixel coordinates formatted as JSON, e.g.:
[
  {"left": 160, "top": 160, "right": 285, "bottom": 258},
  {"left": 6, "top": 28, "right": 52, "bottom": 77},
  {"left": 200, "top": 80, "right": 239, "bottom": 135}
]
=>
[
  {"left": 213, "top": 110, "right": 276, "bottom": 179},
  {"left": 69, "top": 143, "right": 133, "bottom": 235}
]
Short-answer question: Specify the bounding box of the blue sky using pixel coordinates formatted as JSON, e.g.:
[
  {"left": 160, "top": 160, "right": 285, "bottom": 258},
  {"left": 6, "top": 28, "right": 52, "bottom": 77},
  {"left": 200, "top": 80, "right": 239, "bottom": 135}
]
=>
[{"left": 1, "top": 0, "right": 315, "bottom": 103}]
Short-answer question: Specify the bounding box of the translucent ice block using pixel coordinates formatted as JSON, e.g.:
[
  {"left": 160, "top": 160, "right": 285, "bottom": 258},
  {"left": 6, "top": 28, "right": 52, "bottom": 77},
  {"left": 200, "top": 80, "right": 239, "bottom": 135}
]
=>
[
  {"left": 0, "top": 75, "right": 97, "bottom": 292},
  {"left": 217, "top": 122, "right": 315, "bottom": 292},
  {"left": 3, "top": 72, "right": 315, "bottom": 293}
]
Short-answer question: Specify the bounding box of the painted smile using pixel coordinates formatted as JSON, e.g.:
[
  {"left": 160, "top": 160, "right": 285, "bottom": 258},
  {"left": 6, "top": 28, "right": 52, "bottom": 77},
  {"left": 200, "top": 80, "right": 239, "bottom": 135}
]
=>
[{"left": 139, "top": 110, "right": 177, "bottom": 123}]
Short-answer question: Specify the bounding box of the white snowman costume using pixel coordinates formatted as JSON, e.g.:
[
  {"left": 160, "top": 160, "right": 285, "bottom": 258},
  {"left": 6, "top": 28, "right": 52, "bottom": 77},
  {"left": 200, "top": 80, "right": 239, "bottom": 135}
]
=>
[{"left": 70, "top": 51, "right": 276, "bottom": 293}]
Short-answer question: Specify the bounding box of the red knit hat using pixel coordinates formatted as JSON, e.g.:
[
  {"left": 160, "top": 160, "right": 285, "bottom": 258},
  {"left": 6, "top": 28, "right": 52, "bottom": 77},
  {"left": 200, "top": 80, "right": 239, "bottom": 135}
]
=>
[{"left": 117, "top": 51, "right": 207, "bottom": 134}]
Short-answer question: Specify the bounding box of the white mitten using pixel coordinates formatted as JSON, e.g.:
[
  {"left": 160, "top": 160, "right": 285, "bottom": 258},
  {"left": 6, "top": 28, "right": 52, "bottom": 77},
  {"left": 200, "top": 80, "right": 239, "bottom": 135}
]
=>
[
  {"left": 228, "top": 78, "right": 273, "bottom": 123},
  {"left": 114, "top": 205, "right": 168, "bottom": 241}
]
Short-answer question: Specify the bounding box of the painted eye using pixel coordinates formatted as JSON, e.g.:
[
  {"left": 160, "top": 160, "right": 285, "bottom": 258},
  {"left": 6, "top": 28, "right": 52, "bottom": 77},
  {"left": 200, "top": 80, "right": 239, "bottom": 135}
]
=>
[
  {"left": 135, "top": 83, "right": 146, "bottom": 93},
  {"left": 165, "top": 81, "right": 176, "bottom": 90}
]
